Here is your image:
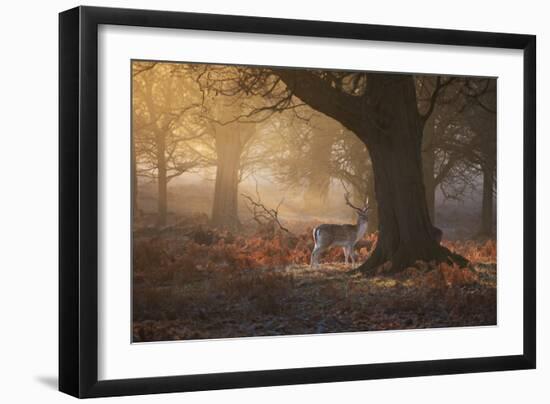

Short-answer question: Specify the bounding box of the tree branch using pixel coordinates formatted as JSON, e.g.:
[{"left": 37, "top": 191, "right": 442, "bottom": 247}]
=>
[{"left": 272, "top": 69, "right": 365, "bottom": 134}]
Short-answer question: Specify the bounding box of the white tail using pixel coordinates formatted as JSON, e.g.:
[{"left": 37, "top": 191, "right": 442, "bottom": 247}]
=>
[{"left": 310, "top": 195, "right": 370, "bottom": 268}]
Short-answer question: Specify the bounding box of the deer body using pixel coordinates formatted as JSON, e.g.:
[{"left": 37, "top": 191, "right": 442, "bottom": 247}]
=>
[{"left": 311, "top": 214, "right": 368, "bottom": 268}]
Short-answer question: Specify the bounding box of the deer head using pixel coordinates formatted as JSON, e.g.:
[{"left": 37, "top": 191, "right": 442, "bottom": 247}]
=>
[{"left": 344, "top": 193, "right": 370, "bottom": 223}]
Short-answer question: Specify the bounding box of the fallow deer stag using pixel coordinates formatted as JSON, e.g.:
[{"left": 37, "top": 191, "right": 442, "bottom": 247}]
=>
[{"left": 310, "top": 194, "right": 370, "bottom": 268}]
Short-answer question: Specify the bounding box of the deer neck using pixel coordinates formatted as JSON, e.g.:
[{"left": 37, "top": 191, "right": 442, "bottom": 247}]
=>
[{"left": 355, "top": 218, "right": 368, "bottom": 242}]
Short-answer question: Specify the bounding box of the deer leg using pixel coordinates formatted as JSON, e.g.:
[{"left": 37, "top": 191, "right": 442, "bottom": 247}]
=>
[
  {"left": 346, "top": 247, "right": 354, "bottom": 268},
  {"left": 342, "top": 247, "right": 349, "bottom": 265},
  {"left": 350, "top": 248, "right": 356, "bottom": 268},
  {"left": 311, "top": 246, "right": 321, "bottom": 268}
]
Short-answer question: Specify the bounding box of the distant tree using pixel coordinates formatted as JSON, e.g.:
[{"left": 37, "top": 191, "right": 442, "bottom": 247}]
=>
[
  {"left": 131, "top": 61, "right": 157, "bottom": 219},
  {"left": 185, "top": 68, "right": 262, "bottom": 229},
  {"left": 265, "top": 115, "right": 336, "bottom": 212},
  {"left": 416, "top": 75, "right": 464, "bottom": 221},
  {"left": 459, "top": 79, "right": 497, "bottom": 236},
  {"left": 132, "top": 63, "right": 205, "bottom": 226},
  {"left": 261, "top": 111, "right": 378, "bottom": 230},
  {"left": 303, "top": 125, "right": 335, "bottom": 210},
  {"left": 210, "top": 118, "right": 256, "bottom": 229},
  {"left": 331, "top": 130, "right": 378, "bottom": 233},
  {"left": 417, "top": 76, "right": 496, "bottom": 237}
]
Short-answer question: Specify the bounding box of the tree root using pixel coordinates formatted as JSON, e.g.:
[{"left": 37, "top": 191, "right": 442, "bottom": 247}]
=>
[{"left": 355, "top": 244, "right": 469, "bottom": 277}]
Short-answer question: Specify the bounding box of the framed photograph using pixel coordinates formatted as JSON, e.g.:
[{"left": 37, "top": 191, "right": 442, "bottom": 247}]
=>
[{"left": 59, "top": 6, "right": 536, "bottom": 398}]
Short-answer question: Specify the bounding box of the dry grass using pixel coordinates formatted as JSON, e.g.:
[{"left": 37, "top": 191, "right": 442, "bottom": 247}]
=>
[{"left": 132, "top": 226, "right": 496, "bottom": 342}]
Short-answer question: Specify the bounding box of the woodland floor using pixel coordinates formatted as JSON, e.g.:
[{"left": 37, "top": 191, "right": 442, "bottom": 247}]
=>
[{"left": 132, "top": 220, "right": 497, "bottom": 342}]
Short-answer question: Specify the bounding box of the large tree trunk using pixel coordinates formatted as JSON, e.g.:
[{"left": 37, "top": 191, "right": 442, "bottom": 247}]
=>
[
  {"left": 422, "top": 115, "right": 436, "bottom": 222},
  {"left": 479, "top": 162, "right": 495, "bottom": 237},
  {"left": 211, "top": 127, "right": 242, "bottom": 229},
  {"left": 355, "top": 74, "right": 465, "bottom": 273},
  {"left": 156, "top": 131, "right": 167, "bottom": 227},
  {"left": 365, "top": 171, "right": 379, "bottom": 234},
  {"left": 423, "top": 150, "right": 436, "bottom": 222}
]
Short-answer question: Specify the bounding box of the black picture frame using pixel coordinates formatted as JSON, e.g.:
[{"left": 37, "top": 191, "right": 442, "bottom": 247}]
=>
[{"left": 59, "top": 5, "right": 536, "bottom": 398}]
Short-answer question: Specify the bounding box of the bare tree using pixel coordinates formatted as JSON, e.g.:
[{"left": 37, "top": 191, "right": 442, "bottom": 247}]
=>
[
  {"left": 241, "top": 188, "right": 290, "bottom": 236},
  {"left": 461, "top": 79, "right": 497, "bottom": 236},
  {"left": 193, "top": 83, "right": 259, "bottom": 229},
  {"left": 417, "top": 75, "right": 497, "bottom": 236},
  {"left": 416, "top": 75, "right": 461, "bottom": 221},
  {"left": 132, "top": 62, "right": 205, "bottom": 226}
]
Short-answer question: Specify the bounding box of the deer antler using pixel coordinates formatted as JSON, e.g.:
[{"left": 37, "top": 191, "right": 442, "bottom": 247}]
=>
[
  {"left": 344, "top": 192, "right": 368, "bottom": 213},
  {"left": 340, "top": 180, "right": 370, "bottom": 213}
]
